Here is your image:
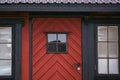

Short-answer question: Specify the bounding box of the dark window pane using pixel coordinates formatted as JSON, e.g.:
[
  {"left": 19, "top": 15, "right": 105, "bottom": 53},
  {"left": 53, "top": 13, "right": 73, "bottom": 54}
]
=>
[
  {"left": 47, "top": 42, "right": 57, "bottom": 52},
  {"left": 58, "top": 43, "right": 66, "bottom": 52},
  {"left": 47, "top": 33, "right": 67, "bottom": 53},
  {"left": 47, "top": 34, "right": 57, "bottom": 52}
]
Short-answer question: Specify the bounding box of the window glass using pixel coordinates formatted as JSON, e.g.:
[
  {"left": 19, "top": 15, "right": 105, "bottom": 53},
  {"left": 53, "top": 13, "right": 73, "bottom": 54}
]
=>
[
  {"left": 0, "top": 27, "right": 12, "bottom": 76},
  {"left": 109, "top": 59, "right": 119, "bottom": 74},
  {"left": 0, "top": 44, "right": 11, "bottom": 59},
  {"left": 58, "top": 34, "right": 66, "bottom": 42},
  {"left": 58, "top": 34, "right": 66, "bottom": 52},
  {"left": 0, "top": 60, "right": 11, "bottom": 75},
  {"left": 108, "top": 26, "right": 118, "bottom": 41},
  {"left": 109, "top": 43, "right": 118, "bottom": 57},
  {"left": 0, "top": 27, "right": 11, "bottom": 43},
  {"left": 47, "top": 33, "right": 67, "bottom": 53},
  {"left": 98, "top": 59, "right": 108, "bottom": 74},
  {"left": 98, "top": 26, "right": 107, "bottom": 41},
  {"left": 48, "top": 34, "right": 56, "bottom": 42},
  {"left": 98, "top": 42, "right": 107, "bottom": 57},
  {"left": 97, "top": 26, "right": 119, "bottom": 74}
]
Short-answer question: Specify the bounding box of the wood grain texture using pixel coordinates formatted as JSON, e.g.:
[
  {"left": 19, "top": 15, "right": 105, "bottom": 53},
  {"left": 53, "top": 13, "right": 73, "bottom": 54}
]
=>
[{"left": 32, "top": 18, "right": 82, "bottom": 80}]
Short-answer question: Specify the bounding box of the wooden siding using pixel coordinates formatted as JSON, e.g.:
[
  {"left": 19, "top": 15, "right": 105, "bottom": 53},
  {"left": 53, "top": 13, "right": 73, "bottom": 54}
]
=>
[{"left": 32, "top": 18, "right": 82, "bottom": 80}]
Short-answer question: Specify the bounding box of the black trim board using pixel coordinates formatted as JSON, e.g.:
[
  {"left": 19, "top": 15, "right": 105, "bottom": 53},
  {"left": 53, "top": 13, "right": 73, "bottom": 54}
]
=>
[
  {"left": 15, "top": 23, "right": 22, "bottom": 80},
  {"left": 29, "top": 18, "right": 32, "bottom": 80},
  {"left": 29, "top": 12, "right": 120, "bottom": 18},
  {"left": 0, "top": 18, "right": 24, "bottom": 25},
  {"left": 82, "top": 18, "right": 120, "bottom": 80},
  {"left": 82, "top": 18, "right": 95, "bottom": 80},
  {"left": 0, "top": 3, "right": 120, "bottom": 12}
]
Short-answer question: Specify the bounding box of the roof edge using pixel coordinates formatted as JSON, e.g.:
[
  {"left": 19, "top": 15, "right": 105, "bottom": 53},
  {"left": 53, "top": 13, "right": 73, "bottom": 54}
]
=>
[
  {"left": 0, "top": 3, "right": 120, "bottom": 12},
  {"left": 0, "top": 0, "right": 120, "bottom": 4}
]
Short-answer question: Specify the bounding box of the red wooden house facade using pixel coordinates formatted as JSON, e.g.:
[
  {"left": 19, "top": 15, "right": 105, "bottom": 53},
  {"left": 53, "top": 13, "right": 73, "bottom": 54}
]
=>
[{"left": 0, "top": 0, "right": 120, "bottom": 80}]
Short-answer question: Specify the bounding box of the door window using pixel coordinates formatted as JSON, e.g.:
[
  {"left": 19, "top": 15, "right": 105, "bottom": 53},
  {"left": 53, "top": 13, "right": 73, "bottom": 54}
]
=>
[{"left": 47, "top": 33, "right": 67, "bottom": 53}]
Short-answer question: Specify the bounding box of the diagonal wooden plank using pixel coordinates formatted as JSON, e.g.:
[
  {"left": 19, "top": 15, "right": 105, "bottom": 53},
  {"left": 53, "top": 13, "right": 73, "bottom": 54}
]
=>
[
  {"left": 33, "top": 18, "right": 56, "bottom": 36},
  {"left": 32, "top": 45, "right": 46, "bottom": 64},
  {"left": 49, "top": 71, "right": 66, "bottom": 80},
  {"left": 32, "top": 54, "right": 54, "bottom": 75},
  {"left": 32, "top": 55, "right": 57, "bottom": 80},
  {"left": 56, "top": 71, "right": 66, "bottom": 80},
  {"left": 33, "top": 33, "right": 45, "bottom": 46},
  {"left": 39, "top": 62, "right": 58, "bottom": 80},
  {"left": 57, "top": 55, "right": 81, "bottom": 79},
  {"left": 33, "top": 44, "right": 46, "bottom": 57},
  {"left": 57, "top": 62, "right": 76, "bottom": 80},
  {"left": 69, "top": 44, "right": 81, "bottom": 57},
  {"left": 32, "top": 18, "right": 82, "bottom": 80},
  {"left": 41, "top": 61, "right": 75, "bottom": 80}
]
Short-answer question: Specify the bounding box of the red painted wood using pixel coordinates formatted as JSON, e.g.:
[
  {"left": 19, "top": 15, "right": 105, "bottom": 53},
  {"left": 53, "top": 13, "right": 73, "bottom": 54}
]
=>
[
  {"left": 32, "top": 18, "right": 82, "bottom": 80},
  {"left": 22, "top": 17, "right": 30, "bottom": 80}
]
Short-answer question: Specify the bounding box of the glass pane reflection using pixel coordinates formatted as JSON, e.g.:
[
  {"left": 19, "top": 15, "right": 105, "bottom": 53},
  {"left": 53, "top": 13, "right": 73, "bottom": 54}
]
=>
[
  {"left": 98, "top": 26, "right": 107, "bottom": 41},
  {"left": 0, "top": 27, "right": 12, "bottom": 76},
  {"left": 48, "top": 34, "right": 56, "bottom": 42},
  {"left": 0, "top": 44, "right": 11, "bottom": 59},
  {"left": 0, "top": 27, "right": 12, "bottom": 43},
  {"left": 98, "top": 42, "right": 107, "bottom": 57},
  {"left": 109, "top": 43, "right": 118, "bottom": 57},
  {"left": 0, "top": 60, "right": 11, "bottom": 75},
  {"left": 108, "top": 26, "right": 118, "bottom": 41},
  {"left": 58, "top": 34, "right": 66, "bottom": 42},
  {"left": 109, "top": 59, "right": 119, "bottom": 74},
  {"left": 47, "top": 33, "right": 67, "bottom": 53},
  {"left": 98, "top": 59, "right": 108, "bottom": 74}
]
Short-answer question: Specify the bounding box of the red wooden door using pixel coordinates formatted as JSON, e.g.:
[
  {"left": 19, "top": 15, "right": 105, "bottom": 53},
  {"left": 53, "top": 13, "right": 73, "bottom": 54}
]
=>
[{"left": 32, "top": 18, "right": 82, "bottom": 80}]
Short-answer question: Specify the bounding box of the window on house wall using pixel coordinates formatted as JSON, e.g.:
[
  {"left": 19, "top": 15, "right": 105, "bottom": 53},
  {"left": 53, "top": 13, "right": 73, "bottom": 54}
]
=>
[
  {"left": 0, "top": 27, "right": 13, "bottom": 76},
  {"left": 47, "top": 33, "right": 67, "bottom": 53},
  {"left": 97, "top": 26, "right": 119, "bottom": 74}
]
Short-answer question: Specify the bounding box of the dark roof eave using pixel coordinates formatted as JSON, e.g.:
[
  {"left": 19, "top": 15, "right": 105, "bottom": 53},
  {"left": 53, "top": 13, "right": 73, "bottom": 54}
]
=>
[
  {"left": 0, "top": 3, "right": 120, "bottom": 12},
  {"left": 0, "top": 0, "right": 120, "bottom": 4}
]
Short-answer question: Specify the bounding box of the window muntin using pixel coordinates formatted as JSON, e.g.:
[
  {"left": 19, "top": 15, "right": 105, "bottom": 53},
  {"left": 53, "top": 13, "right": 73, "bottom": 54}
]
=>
[
  {"left": 47, "top": 33, "right": 67, "bottom": 53},
  {"left": 0, "top": 27, "right": 12, "bottom": 76},
  {"left": 97, "top": 26, "right": 119, "bottom": 74}
]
